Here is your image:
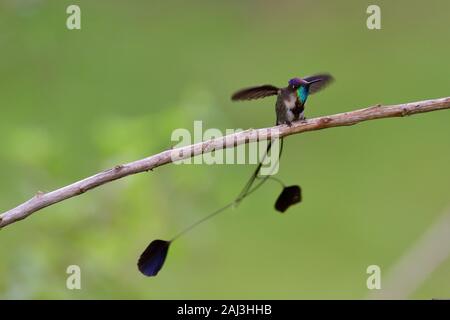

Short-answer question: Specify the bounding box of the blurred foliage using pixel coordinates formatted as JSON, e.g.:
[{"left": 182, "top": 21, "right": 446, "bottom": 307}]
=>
[{"left": 0, "top": 0, "right": 449, "bottom": 299}]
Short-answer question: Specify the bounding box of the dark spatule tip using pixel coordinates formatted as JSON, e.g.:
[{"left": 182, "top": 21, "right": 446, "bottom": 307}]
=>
[
  {"left": 137, "top": 239, "right": 171, "bottom": 277},
  {"left": 275, "top": 185, "right": 302, "bottom": 213}
]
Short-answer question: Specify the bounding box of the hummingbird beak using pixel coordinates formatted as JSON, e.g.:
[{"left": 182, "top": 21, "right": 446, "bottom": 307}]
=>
[{"left": 306, "top": 78, "right": 322, "bottom": 85}]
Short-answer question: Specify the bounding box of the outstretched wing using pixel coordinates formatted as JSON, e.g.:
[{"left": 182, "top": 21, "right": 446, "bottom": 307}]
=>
[
  {"left": 231, "top": 85, "right": 279, "bottom": 101},
  {"left": 304, "top": 74, "right": 334, "bottom": 94}
]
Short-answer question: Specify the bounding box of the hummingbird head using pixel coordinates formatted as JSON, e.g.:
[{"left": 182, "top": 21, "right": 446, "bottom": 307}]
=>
[
  {"left": 288, "top": 77, "right": 322, "bottom": 89},
  {"left": 289, "top": 77, "right": 322, "bottom": 104},
  {"left": 288, "top": 77, "right": 305, "bottom": 89}
]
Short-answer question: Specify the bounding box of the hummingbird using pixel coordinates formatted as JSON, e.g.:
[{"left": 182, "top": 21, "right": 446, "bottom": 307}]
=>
[
  {"left": 137, "top": 75, "right": 334, "bottom": 277},
  {"left": 231, "top": 74, "right": 334, "bottom": 126}
]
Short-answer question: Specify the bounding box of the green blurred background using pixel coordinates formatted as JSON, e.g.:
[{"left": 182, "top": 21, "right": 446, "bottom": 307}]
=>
[{"left": 1, "top": 0, "right": 449, "bottom": 299}]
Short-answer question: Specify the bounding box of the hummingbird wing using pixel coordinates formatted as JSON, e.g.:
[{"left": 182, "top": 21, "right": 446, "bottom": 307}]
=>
[
  {"left": 304, "top": 74, "right": 334, "bottom": 94},
  {"left": 231, "top": 85, "right": 279, "bottom": 101}
]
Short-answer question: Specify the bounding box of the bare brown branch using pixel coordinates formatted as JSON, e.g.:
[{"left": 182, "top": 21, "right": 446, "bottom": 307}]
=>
[{"left": 1, "top": 96, "right": 449, "bottom": 228}]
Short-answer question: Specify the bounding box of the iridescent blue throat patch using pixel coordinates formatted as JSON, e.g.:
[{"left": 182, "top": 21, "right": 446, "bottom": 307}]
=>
[{"left": 297, "top": 86, "right": 309, "bottom": 104}]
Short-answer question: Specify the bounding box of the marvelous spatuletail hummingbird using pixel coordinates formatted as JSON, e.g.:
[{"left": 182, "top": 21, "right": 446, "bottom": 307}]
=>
[
  {"left": 231, "top": 73, "right": 334, "bottom": 126},
  {"left": 137, "top": 74, "right": 334, "bottom": 277}
]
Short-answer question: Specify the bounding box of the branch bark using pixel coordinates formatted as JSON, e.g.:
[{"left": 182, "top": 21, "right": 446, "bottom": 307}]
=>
[{"left": 1, "top": 96, "right": 449, "bottom": 228}]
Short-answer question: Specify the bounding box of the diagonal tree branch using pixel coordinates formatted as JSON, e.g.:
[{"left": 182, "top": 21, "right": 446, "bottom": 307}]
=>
[{"left": 1, "top": 96, "right": 449, "bottom": 229}]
